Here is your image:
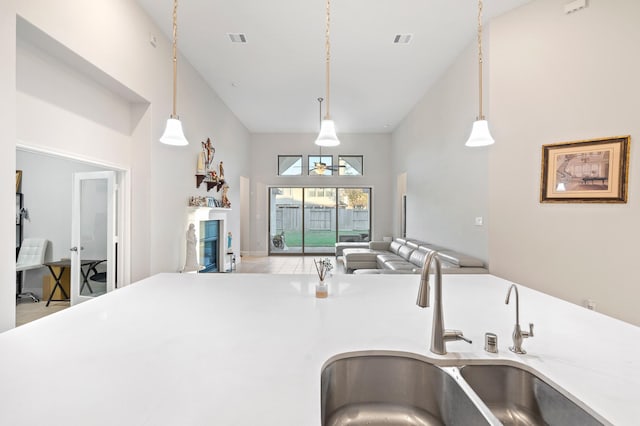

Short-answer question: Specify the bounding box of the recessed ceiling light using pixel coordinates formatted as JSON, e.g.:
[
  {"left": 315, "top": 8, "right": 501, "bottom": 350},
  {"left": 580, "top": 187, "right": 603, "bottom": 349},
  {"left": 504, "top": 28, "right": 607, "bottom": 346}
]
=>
[
  {"left": 227, "top": 33, "right": 247, "bottom": 43},
  {"left": 393, "top": 34, "right": 413, "bottom": 45}
]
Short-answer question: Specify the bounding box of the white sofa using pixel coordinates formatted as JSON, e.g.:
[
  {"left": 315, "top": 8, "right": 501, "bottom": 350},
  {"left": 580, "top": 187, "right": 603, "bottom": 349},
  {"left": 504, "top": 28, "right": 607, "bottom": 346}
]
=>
[{"left": 342, "top": 237, "right": 488, "bottom": 274}]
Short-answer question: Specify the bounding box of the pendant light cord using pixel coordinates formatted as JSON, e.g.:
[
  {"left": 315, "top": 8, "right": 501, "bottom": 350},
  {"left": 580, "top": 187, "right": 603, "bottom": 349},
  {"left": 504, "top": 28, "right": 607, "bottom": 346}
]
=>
[
  {"left": 477, "top": 0, "right": 484, "bottom": 120},
  {"left": 324, "top": 0, "right": 332, "bottom": 120},
  {"left": 171, "top": 0, "right": 179, "bottom": 119},
  {"left": 318, "top": 97, "right": 324, "bottom": 156}
]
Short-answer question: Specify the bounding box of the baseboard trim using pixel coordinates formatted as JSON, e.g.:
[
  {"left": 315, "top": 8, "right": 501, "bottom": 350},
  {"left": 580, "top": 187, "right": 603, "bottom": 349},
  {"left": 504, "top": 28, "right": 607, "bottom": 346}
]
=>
[{"left": 241, "top": 250, "right": 268, "bottom": 257}]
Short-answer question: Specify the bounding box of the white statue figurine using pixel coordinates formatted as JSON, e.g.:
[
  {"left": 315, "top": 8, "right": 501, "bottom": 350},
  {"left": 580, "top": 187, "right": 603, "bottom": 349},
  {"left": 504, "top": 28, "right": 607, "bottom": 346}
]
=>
[
  {"left": 197, "top": 152, "right": 205, "bottom": 174},
  {"left": 183, "top": 223, "right": 200, "bottom": 272},
  {"left": 221, "top": 184, "right": 231, "bottom": 208}
]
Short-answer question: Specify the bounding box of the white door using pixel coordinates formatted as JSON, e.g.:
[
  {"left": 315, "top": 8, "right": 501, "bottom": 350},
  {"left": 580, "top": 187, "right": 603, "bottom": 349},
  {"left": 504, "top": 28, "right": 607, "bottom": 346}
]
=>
[{"left": 70, "top": 171, "right": 117, "bottom": 305}]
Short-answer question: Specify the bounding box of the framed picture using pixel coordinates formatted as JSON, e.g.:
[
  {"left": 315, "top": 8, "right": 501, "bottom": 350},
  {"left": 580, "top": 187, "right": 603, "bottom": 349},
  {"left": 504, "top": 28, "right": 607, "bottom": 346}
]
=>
[
  {"left": 540, "top": 136, "right": 630, "bottom": 203},
  {"left": 16, "top": 170, "right": 22, "bottom": 193}
]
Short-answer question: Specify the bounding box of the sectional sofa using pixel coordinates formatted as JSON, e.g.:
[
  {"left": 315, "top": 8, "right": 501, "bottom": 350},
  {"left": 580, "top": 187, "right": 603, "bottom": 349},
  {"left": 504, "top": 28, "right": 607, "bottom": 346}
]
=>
[{"left": 341, "top": 237, "right": 488, "bottom": 274}]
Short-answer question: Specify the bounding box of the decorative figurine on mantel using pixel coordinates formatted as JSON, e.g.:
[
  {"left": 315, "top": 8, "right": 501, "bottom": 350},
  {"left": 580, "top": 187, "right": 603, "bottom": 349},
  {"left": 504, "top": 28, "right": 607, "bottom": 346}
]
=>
[
  {"left": 202, "top": 138, "right": 215, "bottom": 170},
  {"left": 183, "top": 223, "right": 201, "bottom": 272},
  {"left": 221, "top": 184, "right": 231, "bottom": 208},
  {"left": 195, "top": 137, "right": 227, "bottom": 191}
]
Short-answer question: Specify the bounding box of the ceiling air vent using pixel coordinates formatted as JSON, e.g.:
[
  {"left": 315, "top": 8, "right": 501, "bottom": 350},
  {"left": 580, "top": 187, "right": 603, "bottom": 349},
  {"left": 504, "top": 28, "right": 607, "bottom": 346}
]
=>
[
  {"left": 393, "top": 34, "right": 413, "bottom": 45},
  {"left": 227, "top": 33, "right": 247, "bottom": 43}
]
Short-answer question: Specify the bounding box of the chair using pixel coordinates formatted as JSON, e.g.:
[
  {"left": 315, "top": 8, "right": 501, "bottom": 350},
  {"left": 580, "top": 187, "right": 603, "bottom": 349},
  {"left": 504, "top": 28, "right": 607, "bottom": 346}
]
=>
[{"left": 16, "top": 238, "right": 49, "bottom": 303}]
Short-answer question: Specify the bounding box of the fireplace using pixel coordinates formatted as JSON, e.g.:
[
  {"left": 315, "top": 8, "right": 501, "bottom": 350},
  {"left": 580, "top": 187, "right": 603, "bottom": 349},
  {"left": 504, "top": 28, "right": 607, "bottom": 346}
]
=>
[
  {"left": 199, "top": 220, "right": 219, "bottom": 273},
  {"left": 186, "top": 207, "right": 230, "bottom": 273}
]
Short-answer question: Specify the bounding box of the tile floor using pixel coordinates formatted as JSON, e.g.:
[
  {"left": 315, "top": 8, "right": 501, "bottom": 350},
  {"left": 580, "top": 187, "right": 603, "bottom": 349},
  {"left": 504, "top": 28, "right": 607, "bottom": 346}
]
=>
[{"left": 15, "top": 255, "right": 344, "bottom": 326}]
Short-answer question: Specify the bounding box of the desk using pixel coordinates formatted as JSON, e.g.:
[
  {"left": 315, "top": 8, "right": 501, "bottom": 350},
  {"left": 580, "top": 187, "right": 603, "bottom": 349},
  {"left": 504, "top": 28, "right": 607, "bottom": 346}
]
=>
[{"left": 43, "top": 259, "right": 105, "bottom": 306}]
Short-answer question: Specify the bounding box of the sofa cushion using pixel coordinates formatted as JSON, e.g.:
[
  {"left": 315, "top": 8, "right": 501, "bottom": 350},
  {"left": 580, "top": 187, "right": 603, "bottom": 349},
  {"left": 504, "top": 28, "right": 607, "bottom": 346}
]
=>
[
  {"left": 369, "top": 241, "right": 391, "bottom": 251},
  {"left": 397, "top": 245, "right": 414, "bottom": 261},
  {"left": 389, "top": 240, "right": 403, "bottom": 254},
  {"left": 376, "top": 253, "right": 404, "bottom": 263},
  {"left": 418, "top": 243, "right": 443, "bottom": 252},
  {"left": 437, "top": 250, "right": 484, "bottom": 268},
  {"left": 408, "top": 249, "right": 429, "bottom": 268},
  {"left": 335, "top": 242, "right": 370, "bottom": 257},
  {"left": 384, "top": 260, "right": 417, "bottom": 272},
  {"left": 405, "top": 240, "right": 420, "bottom": 250}
]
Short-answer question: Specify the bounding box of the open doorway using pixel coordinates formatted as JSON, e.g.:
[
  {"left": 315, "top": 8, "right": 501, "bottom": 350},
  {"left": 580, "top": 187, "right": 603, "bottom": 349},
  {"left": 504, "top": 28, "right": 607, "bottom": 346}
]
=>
[{"left": 15, "top": 148, "right": 127, "bottom": 326}]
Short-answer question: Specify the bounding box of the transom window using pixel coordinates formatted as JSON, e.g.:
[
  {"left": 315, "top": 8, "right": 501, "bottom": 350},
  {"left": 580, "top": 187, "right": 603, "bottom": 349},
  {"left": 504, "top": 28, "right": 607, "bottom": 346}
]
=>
[
  {"left": 338, "top": 155, "right": 363, "bottom": 176},
  {"left": 278, "top": 155, "right": 302, "bottom": 176},
  {"left": 308, "top": 155, "right": 333, "bottom": 176}
]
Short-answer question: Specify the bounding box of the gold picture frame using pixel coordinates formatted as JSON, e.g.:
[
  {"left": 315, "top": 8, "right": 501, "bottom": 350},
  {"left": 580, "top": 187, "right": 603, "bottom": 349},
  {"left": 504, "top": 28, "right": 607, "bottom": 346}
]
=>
[
  {"left": 540, "top": 136, "right": 630, "bottom": 203},
  {"left": 15, "top": 170, "right": 22, "bottom": 193}
]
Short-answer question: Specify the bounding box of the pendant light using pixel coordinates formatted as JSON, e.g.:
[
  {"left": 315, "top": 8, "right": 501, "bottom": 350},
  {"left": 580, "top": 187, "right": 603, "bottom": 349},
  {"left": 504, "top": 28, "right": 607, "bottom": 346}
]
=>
[
  {"left": 315, "top": 0, "right": 340, "bottom": 147},
  {"left": 160, "top": 0, "right": 189, "bottom": 146},
  {"left": 465, "top": 0, "right": 494, "bottom": 147}
]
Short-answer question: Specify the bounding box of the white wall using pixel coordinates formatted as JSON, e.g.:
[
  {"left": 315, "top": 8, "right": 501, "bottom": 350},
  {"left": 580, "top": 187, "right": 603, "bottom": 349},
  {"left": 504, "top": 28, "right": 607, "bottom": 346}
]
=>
[
  {"left": 0, "top": 0, "right": 17, "bottom": 331},
  {"left": 248, "top": 133, "right": 393, "bottom": 255},
  {"left": 391, "top": 0, "right": 640, "bottom": 325},
  {"left": 488, "top": 0, "right": 640, "bottom": 325},
  {"left": 391, "top": 40, "right": 489, "bottom": 263},
  {"left": 0, "top": 0, "right": 250, "bottom": 331},
  {"left": 16, "top": 150, "right": 107, "bottom": 298},
  {"left": 13, "top": 0, "right": 250, "bottom": 276}
]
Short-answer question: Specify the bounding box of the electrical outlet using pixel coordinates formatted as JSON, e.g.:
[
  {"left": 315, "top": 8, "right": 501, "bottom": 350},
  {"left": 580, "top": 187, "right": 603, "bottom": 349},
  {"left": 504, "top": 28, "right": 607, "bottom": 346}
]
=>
[
  {"left": 565, "top": 0, "right": 587, "bottom": 14},
  {"left": 474, "top": 217, "right": 483, "bottom": 226},
  {"left": 586, "top": 299, "right": 596, "bottom": 311}
]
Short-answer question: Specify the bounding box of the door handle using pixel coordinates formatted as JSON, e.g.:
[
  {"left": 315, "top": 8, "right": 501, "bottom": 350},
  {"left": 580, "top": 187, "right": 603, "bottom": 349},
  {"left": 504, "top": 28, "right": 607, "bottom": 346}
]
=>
[{"left": 70, "top": 246, "right": 84, "bottom": 252}]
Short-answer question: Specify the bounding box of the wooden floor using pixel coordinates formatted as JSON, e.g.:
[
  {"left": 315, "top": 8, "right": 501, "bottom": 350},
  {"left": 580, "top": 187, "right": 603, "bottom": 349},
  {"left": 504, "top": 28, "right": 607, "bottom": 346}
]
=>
[
  {"left": 235, "top": 255, "right": 344, "bottom": 274},
  {"left": 15, "top": 255, "right": 344, "bottom": 327}
]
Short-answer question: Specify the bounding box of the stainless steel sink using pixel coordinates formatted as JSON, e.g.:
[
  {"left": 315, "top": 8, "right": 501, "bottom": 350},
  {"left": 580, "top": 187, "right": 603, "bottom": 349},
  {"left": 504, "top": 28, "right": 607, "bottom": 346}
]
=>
[
  {"left": 321, "top": 353, "right": 490, "bottom": 426},
  {"left": 459, "top": 364, "right": 602, "bottom": 426}
]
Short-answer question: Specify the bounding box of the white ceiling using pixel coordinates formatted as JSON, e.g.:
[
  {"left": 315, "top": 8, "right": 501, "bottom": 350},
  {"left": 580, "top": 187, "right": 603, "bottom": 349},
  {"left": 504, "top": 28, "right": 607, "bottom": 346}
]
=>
[{"left": 135, "top": 0, "right": 532, "bottom": 134}]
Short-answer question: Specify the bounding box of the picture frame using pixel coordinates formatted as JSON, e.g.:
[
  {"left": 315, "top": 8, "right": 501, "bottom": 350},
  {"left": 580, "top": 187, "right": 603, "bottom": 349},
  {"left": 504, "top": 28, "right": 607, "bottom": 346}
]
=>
[
  {"left": 16, "top": 170, "right": 22, "bottom": 193},
  {"left": 540, "top": 136, "right": 630, "bottom": 203}
]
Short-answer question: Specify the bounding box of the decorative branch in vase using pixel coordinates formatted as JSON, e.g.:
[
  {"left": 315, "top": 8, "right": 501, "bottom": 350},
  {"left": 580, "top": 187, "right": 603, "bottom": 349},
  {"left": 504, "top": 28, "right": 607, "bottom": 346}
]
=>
[
  {"left": 313, "top": 258, "right": 333, "bottom": 299},
  {"left": 314, "top": 258, "right": 333, "bottom": 282}
]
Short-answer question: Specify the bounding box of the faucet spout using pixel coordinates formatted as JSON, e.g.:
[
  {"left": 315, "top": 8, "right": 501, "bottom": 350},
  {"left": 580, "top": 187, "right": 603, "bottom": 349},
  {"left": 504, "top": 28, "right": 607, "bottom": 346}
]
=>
[
  {"left": 416, "top": 251, "right": 437, "bottom": 308},
  {"left": 416, "top": 250, "right": 471, "bottom": 355},
  {"left": 505, "top": 284, "right": 520, "bottom": 326},
  {"left": 505, "top": 284, "right": 534, "bottom": 354}
]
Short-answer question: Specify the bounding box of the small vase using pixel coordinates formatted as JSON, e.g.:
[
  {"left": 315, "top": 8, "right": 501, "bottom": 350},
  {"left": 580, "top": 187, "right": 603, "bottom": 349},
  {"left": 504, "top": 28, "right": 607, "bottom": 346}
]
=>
[{"left": 315, "top": 280, "right": 328, "bottom": 299}]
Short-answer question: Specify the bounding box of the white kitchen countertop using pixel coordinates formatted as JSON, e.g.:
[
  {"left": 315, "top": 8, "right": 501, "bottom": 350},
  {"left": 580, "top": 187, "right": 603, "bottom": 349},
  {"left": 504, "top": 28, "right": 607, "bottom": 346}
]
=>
[{"left": 0, "top": 273, "right": 638, "bottom": 425}]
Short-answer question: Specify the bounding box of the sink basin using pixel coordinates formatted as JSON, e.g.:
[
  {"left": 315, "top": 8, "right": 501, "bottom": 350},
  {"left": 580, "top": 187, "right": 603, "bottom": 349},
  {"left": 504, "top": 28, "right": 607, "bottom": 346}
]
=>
[
  {"left": 321, "top": 353, "right": 490, "bottom": 426},
  {"left": 459, "top": 364, "right": 602, "bottom": 426}
]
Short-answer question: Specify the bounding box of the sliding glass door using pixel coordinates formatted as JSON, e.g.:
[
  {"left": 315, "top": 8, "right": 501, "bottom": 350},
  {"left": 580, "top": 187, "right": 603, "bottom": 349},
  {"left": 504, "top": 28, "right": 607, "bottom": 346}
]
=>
[
  {"left": 303, "top": 188, "right": 337, "bottom": 253},
  {"left": 338, "top": 188, "right": 371, "bottom": 243},
  {"left": 269, "top": 187, "right": 371, "bottom": 255},
  {"left": 269, "top": 188, "right": 303, "bottom": 253}
]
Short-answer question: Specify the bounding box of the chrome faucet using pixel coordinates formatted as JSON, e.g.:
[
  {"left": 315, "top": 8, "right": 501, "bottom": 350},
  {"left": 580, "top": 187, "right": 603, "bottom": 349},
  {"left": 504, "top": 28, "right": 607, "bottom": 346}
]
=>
[
  {"left": 505, "top": 284, "right": 534, "bottom": 354},
  {"left": 416, "top": 251, "right": 472, "bottom": 355}
]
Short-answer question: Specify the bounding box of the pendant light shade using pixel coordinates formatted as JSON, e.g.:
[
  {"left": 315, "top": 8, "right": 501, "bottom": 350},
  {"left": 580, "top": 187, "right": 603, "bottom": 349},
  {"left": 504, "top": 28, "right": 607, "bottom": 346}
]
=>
[
  {"left": 465, "top": 120, "right": 494, "bottom": 147},
  {"left": 315, "top": 0, "right": 340, "bottom": 147},
  {"left": 465, "top": 0, "right": 494, "bottom": 148},
  {"left": 160, "top": 117, "right": 188, "bottom": 146},
  {"left": 316, "top": 119, "right": 340, "bottom": 147},
  {"left": 160, "top": 0, "right": 188, "bottom": 146}
]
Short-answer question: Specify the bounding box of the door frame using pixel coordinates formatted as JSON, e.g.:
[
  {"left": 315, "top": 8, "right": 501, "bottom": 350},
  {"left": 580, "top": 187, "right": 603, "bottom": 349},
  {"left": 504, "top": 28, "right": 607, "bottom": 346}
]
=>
[
  {"left": 16, "top": 144, "right": 131, "bottom": 290},
  {"left": 267, "top": 186, "right": 373, "bottom": 255}
]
